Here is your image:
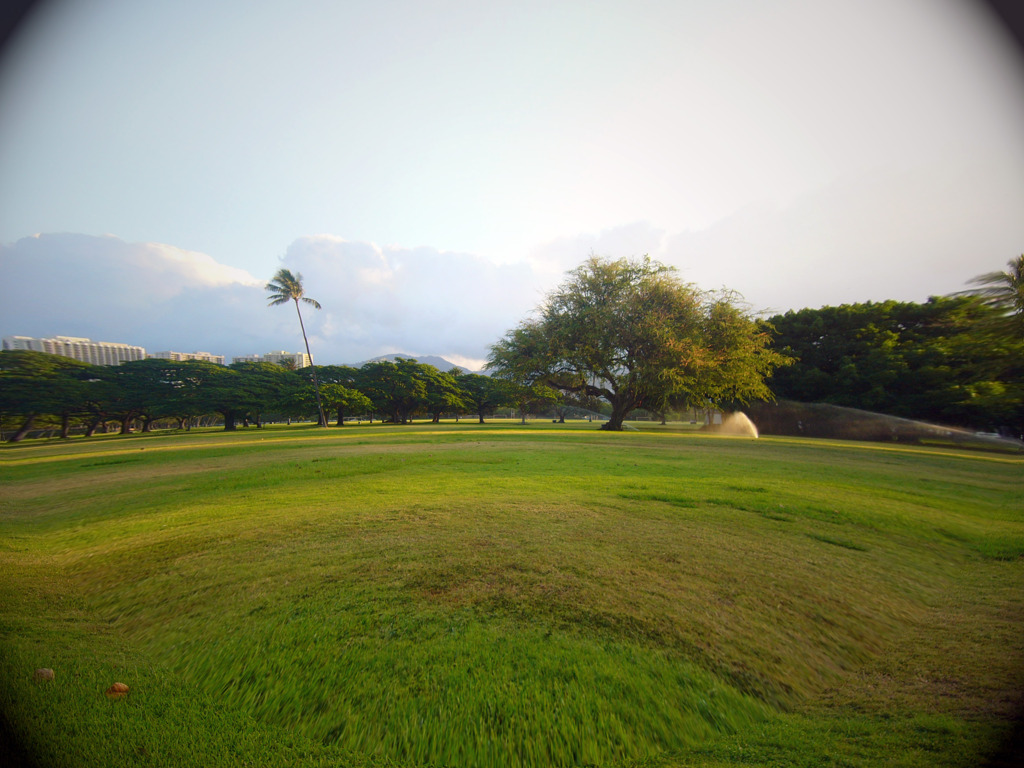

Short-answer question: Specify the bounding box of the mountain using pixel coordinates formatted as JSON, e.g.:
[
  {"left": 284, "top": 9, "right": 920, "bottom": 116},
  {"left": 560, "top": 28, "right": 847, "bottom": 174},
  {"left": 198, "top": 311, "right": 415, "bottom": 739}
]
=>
[{"left": 354, "top": 353, "right": 470, "bottom": 373}]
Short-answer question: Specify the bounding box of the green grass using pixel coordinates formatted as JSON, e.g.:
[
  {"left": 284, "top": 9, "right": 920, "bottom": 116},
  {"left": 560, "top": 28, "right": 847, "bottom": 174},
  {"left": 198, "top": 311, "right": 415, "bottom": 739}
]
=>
[{"left": 1, "top": 421, "right": 1022, "bottom": 766}]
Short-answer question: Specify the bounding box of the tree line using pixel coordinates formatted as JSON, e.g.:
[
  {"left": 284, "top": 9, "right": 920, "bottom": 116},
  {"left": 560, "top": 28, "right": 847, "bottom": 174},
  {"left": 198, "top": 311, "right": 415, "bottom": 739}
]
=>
[
  {"left": 3, "top": 254, "right": 1020, "bottom": 441},
  {"left": 0, "top": 355, "right": 522, "bottom": 442},
  {"left": 762, "top": 256, "right": 1024, "bottom": 437}
]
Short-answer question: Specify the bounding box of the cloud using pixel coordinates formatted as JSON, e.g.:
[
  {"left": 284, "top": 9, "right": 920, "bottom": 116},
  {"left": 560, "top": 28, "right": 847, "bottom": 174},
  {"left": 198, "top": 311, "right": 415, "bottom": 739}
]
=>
[
  {"left": 525, "top": 160, "right": 1024, "bottom": 317},
  {"left": 277, "top": 236, "right": 540, "bottom": 366},
  {"left": 527, "top": 222, "right": 669, "bottom": 282},
  {"left": 0, "top": 233, "right": 274, "bottom": 356},
  {"left": 658, "top": 160, "right": 1024, "bottom": 315},
  {"left": 0, "top": 232, "right": 543, "bottom": 368}
]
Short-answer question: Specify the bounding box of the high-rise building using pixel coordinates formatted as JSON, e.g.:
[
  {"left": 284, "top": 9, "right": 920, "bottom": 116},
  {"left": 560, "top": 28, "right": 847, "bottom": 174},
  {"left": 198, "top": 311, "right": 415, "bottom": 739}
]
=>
[
  {"left": 149, "top": 350, "right": 225, "bottom": 365},
  {"left": 2, "top": 335, "right": 145, "bottom": 365},
  {"left": 264, "top": 351, "right": 311, "bottom": 368},
  {"left": 232, "top": 351, "right": 311, "bottom": 368}
]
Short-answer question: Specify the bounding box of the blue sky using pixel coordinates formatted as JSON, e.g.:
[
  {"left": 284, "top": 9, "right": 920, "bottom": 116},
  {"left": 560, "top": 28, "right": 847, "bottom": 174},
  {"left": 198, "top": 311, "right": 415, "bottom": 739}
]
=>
[{"left": 1, "top": 0, "right": 1022, "bottom": 369}]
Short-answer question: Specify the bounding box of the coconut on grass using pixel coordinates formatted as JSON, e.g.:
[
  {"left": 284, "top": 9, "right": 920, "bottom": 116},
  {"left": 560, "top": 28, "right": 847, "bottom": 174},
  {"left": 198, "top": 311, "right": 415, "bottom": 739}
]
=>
[{"left": 105, "top": 683, "right": 129, "bottom": 699}]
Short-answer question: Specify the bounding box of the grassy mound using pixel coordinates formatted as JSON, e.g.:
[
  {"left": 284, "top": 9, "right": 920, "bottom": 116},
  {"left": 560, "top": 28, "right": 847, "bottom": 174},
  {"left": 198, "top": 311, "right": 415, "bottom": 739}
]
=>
[{"left": 1, "top": 422, "right": 1022, "bottom": 766}]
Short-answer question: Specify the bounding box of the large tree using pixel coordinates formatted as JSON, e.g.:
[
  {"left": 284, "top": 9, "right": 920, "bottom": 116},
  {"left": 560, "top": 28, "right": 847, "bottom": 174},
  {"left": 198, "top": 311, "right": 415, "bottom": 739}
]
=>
[
  {"left": 356, "top": 358, "right": 428, "bottom": 424},
  {"left": 421, "top": 366, "right": 467, "bottom": 423},
  {"left": 266, "top": 268, "right": 327, "bottom": 427},
  {"left": 489, "top": 255, "right": 783, "bottom": 431},
  {"left": 315, "top": 383, "right": 372, "bottom": 426},
  {"left": 453, "top": 372, "right": 511, "bottom": 424}
]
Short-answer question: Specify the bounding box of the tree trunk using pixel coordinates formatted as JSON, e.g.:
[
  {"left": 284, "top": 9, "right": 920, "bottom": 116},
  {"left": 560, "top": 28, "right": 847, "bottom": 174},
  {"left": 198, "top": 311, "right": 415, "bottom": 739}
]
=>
[
  {"left": 7, "top": 413, "right": 37, "bottom": 443},
  {"left": 602, "top": 400, "right": 632, "bottom": 431},
  {"left": 294, "top": 299, "right": 328, "bottom": 428},
  {"left": 478, "top": 413, "right": 485, "bottom": 424},
  {"left": 120, "top": 415, "right": 133, "bottom": 435},
  {"left": 336, "top": 408, "right": 344, "bottom": 427},
  {"left": 223, "top": 411, "right": 237, "bottom": 431},
  {"left": 60, "top": 413, "right": 72, "bottom": 439}
]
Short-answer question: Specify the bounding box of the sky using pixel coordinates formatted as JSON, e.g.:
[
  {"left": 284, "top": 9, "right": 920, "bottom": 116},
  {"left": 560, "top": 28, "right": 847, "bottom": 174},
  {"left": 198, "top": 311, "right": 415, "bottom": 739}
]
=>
[{"left": 0, "top": 0, "right": 1022, "bottom": 370}]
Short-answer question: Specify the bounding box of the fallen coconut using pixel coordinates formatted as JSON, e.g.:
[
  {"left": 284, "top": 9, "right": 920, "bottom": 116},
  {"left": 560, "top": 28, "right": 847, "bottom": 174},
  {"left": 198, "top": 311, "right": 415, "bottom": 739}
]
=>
[
  {"left": 105, "top": 682, "right": 129, "bottom": 699},
  {"left": 34, "top": 668, "right": 54, "bottom": 682}
]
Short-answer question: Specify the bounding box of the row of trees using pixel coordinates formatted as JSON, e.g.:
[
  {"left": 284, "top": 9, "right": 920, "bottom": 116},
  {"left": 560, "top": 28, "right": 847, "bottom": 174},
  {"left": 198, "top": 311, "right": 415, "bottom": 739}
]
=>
[
  {"left": 2, "top": 250, "right": 788, "bottom": 440},
  {"left": 5, "top": 254, "right": 1019, "bottom": 441},
  {"left": 0, "top": 354, "right": 525, "bottom": 442},
  {"left": 763, "top": 256, "right": 1024, "bottom": 435}
]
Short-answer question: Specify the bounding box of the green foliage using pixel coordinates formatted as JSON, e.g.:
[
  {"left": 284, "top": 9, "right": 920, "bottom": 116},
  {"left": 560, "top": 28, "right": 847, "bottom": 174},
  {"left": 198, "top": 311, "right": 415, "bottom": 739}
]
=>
[
  {"left": 315, "top": 382, "right": 372, "bottom": 425},
  {"left": 227, "top": 361, "right": 304, "bottom": 425},
  {"left": 455, "top": 372, "right": 512, "bottom": 423},
  {"left": 419, "top": 365, "right": 467, "bottom": 423},
  {"left": 956, "top": 254, "right": 1024, "bottom": 339},
  {"left": 0, "top": 350, "right": 100, "bottom": 440},
  {"left": 265, "top": 268, "right": 322, "bottom": 311},
  {"left": 692, "top": 290, "right": 791, "bottom": 411},
  {"left": 766, "top": 297, "right": 1024, "bottom": 433},
  {"left": 356, "top": 358, "right": 429, "bottom": 423},
  {"left": 0, "top": 353, "right": 498, "bottom": 434},
  {"left": 489, "top": 256, "right": 789, "bottom": 430}
]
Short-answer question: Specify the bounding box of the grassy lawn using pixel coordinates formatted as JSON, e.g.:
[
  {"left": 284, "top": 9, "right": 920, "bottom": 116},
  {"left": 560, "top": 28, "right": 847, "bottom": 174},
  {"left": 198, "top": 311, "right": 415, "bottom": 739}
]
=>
[{"left": 1, "top": 421, "right": 1022, "bottom": 766}]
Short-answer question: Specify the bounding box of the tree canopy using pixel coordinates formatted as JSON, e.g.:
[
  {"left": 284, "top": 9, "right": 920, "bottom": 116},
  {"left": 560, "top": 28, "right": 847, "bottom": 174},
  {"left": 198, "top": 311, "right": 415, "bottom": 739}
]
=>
[
  {"left": 956, "top": 254, "right": 1024, "bottom": 340},
  {"left": 765, "top": 297, "right": 1024, "bottom": 434},
  {"left": 266, "top": 268, "right": 327, "bottom": 427},
  {"left": 488, "top": 255, "right": 789, "bottom": 430}
]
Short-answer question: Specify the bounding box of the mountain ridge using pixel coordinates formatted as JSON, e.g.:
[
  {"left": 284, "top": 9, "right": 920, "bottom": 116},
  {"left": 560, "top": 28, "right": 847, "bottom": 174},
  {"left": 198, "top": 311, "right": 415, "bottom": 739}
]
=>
[{"left": 352, "top": 353, "right": 484, "bottom": 374}]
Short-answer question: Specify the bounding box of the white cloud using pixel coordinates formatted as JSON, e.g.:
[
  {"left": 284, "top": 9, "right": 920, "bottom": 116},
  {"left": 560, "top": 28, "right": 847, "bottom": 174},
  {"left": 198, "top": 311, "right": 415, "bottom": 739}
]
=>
[
  {"left": 0, "top": 233, "right": 274, "bottom": 355},
  {"left": 277, "top": 236, "right": 541, "bottom": 364},
  {"left": 658, "top": 159, "right": 1024, "bottom": 315},
  {"left": 147, "top": 242, "right": 262, "bottom": 287},
  {"left": 0, "top": 232, "right": 545, "bottom": 367}
]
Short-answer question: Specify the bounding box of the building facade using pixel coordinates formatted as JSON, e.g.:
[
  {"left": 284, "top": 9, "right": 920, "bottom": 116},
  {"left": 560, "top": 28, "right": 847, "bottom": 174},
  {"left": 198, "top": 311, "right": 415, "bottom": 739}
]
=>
[
  {"left": 149, "top": 350, "right": 225, "bottom": 365},
  {"left": 231, "top": 351, "right": 311, "bottom": 368},
  {"left": 2, "top": 335, "right": 146, "bottom": 366}
]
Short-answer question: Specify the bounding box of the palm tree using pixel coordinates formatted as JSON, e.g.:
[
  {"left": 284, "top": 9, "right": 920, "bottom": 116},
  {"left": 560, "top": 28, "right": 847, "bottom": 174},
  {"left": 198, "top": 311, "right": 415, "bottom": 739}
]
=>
[
  {"left": 266, "top": 268, "right": 328, "bottom": 427},
  {"left": 959, "top": 255, "right": 1024, "bottom": 338}
]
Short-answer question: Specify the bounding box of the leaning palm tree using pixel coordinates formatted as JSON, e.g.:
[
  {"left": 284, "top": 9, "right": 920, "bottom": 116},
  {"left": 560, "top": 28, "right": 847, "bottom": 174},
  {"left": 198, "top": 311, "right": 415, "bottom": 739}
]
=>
[
  {"left": 266, "top": 268, "right": 328, "bottom": 427},
  {"left": 958, "top": 255, "right": 1024, "bottom": 339}
]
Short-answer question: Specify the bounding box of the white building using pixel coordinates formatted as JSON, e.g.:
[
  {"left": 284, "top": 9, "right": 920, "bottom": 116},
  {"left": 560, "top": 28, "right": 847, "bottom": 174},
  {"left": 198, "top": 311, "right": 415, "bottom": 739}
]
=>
[
  {"left": 232, "top": 351, "right": 311, "bottom": 368},
  {"left": 2, "top": 335, "right": 145, "bottom": 365},
  {"left": 264, "top": 350, "right": 311, "bottom": 368},
  {"left": 150, "top": 350, "right": 225, "bottom": 365}
]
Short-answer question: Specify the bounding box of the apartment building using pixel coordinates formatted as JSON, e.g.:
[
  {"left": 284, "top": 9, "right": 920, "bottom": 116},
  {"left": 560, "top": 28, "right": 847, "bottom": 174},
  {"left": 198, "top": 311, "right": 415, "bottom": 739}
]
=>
[
  {"left": 2, "top": 335, "right": 145, "bottom": 366},
  {"left": 231, "top": 351, "right": 311, "bottom": 368},
  {"left": 149, "top": 350, "right": 226, "bottom": 365}
]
